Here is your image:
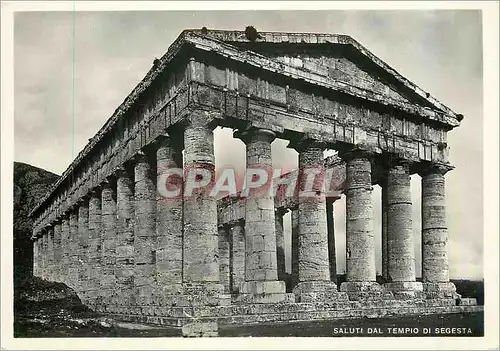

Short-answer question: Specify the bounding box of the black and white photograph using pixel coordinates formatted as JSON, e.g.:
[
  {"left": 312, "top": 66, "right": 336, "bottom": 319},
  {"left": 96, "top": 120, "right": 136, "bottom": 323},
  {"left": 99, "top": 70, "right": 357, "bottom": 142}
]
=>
[{"left": 1, "top": 1, "right": 498, "bottom": 349}]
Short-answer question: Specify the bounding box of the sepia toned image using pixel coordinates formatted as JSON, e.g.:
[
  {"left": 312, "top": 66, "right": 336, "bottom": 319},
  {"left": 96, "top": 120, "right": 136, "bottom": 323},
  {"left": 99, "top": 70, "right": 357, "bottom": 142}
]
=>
[{"left": 2, "top": 2, "right": 498, "bottom": 349}]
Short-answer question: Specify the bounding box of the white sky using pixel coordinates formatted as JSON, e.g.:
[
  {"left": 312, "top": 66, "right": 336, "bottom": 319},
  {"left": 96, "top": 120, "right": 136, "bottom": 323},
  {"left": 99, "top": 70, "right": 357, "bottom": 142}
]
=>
[{"left": 14, "top": 10, "right": 483, "bottom": 279}]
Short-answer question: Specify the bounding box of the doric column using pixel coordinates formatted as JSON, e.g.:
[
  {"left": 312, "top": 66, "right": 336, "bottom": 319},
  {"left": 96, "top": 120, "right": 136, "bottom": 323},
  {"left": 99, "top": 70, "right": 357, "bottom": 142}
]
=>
[
  {"left": 326, "top": 199, "right": 337, "bottom": 283},
  {"left": 230, "top": 220, "right": 245, "bottom": 294},
  {"left": 60, "top": 215, "right": 70, "bottom": 286},
  {"left": 420, "top": 163, "right": 457, "bottom": 299},
  {"left": 68, "top": 209, "right": 79, "bottom": 289},
  {"left": 291, "top": 140, "right": 344, "bottom": 302},
  {"left": 291, "top": 208, "right": 299, "bottom": 289},
  {"left": 275, "top": 208, "right": 287, "bottom": 282},
  {"left": 87, "top": 189, "right": 102, "bottom": 307},
  {"left": 47, "top": 226, "right": 54, "bottom": 281},
  {"left": 77, "top": 199, "right": 90, "bottom": 300},
  {"left": 339, "top": 150, "right": 382, "bottom": 299},
  {"left": 384, "top": 159, "right": 422, "bottom": 298},
  {"left": 182, "top": 111, "right": 224, "bottom": 304},
  {"left": 381, "top": 180, "right": 389, "bottom": 282},
  {"left": 133, "top": 152, "right": 157, "bottom": 304},
  {"left": 101, "top": 181, "right": 117, "bottom": 306},
  {"left": 183, "top": 119, "right": 219, "bottom": 282},
  {"left": 155, "top": 135, "right": 183, "bottom": 301},
  {"left": 235, "top": 127, "right": 287, "bottom": 302},
  {"left": 115, "top": 167, "right": 135, "bottom": 305},
  {"left": 53, "top": 221, "right": 62, "bottom": 283},
  {"left": 218, "top": 226, "right": 231, "bottom": 293}
]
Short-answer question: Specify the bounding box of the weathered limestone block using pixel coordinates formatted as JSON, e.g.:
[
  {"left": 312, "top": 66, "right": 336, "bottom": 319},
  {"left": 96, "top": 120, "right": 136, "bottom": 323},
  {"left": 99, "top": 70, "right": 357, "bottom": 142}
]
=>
[
  {"left": 68, "top": 210, "right": 79, "bottom": 290},
  {"left": 53, "top": 221, "right": 62, "bottom": 283},
  {"left": 291, "top": 141, "right": 343, "bottom": 301},
  {"left": 134, "top": 152, "right": 157, "bottom": 304},
  {"left": 218, "top": 227, "right": 231, "bottom": 293},
  {"left": 87, "top": 191, "right": 102, "bottom": 306},
  {"left": 384, "top": 161, "right": 422, "bottom": 297},
  {"left": 230, "top": 221, "right": 245, "bottom": 294},
  {"left": 235, "top": 127, "right": 286, "bottom": 301},
  {"left": 340, "top": 151, "right": 382, "bottom": 298},
  {"left": 77, "top": 200, "right": 90, "bottom": 300},
  {"left": 457, "top": 297, "right": 477, "bottom": 306},
  {"left": 116, "top": 168, "right": 135, "bottom": 305},
  {"left": 156, "top": 136, "right": 183, "bottom": 298},
  {"left": 275, "top": 209, "right": 287, "bottom": 282},
  {"left": 60, "top": 216, "right": 70, "bottom": 286},
  {"left": 101, "top": 182, "right": 117, "bottom": 305},
  {"left": 182, "top": 112, "right": 224, "bottom": 300},
  {"left": 420, "top": 164, "right": 458, "bottom": 299},
  {"left": 326, "top": 199, "right": 337, "bottom": 283},
  {"left": 182, "top": 321, "right": 218, "bottom": 337}
]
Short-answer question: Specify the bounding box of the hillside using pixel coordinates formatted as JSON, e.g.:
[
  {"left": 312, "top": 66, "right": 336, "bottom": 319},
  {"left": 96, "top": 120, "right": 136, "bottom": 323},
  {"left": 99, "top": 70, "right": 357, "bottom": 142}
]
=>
[{"left": 13, "top": 162, "right": 59, "bottom": 283}]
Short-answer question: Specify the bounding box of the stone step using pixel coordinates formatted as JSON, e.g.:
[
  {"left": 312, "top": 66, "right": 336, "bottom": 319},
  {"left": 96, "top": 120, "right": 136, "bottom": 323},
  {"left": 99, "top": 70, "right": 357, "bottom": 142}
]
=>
[
  {"left": 101, "top": 298, "right": 460, "bottom": 319},
  {"left": 108, "top": 305, "right": 484, "bottom": 328}
]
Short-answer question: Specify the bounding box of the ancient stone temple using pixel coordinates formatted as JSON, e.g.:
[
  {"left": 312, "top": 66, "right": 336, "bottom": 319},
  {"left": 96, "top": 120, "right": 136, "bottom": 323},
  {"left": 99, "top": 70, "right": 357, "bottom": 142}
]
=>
[{"left": 30, "top": 29, "right": 480, "bottom": 335}]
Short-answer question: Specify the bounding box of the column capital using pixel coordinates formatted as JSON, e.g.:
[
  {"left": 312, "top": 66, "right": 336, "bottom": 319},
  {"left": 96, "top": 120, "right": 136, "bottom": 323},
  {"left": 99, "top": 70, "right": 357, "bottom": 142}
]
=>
[
  {"left": 184, "top": 109, "right": 221, "bottom": 130},
  {"left": 234, "top": 127, "right": 276, "bottom": 144},
  {"left": 287, "top": 136, "right": 325, "bottom": 152},
  {"left": 77, "top": 196, "right": 89, "bottom": 205},
  {"left": 417, "top": 162, "right": 454, "bottom": 177},
  {"left": 339, "top": 147, "right": 374, "bottom": 162},
  {"left": 130, "top": 150, "right": 148, "bottom": 163},
  {"left": 88, "top": 186, "right": 102, "bottom": 198},
  {"left": 114, "top": 165, "right": 131, "bottom": 178}
]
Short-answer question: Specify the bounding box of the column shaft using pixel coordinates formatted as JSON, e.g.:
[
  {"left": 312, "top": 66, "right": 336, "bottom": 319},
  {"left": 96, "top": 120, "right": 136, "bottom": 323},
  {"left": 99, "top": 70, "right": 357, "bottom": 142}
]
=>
[
  {"left": 292, "top": 143, "right": 343, "bottom": 301},
  {"left": 345, "top": 156, "right": 376, "bottom": 281},
  {"left": 421, "top": 166, "right": 457, "bottom": 298},
  {"left": 53, "top": 222, "right": 62, "bottom": 282},
  {"left": 422, "top": 172, "right": 449, "bottom": 282},
  {"left": 88, "top": 192, "right": 102, "bottom": 306},
  {"left": 241, "top": 129, "right": 279, "bottom": 282},
  {"left": 101, "top": 183, "right": 117, "bottom": 305},
  {"left": 41, "top": 233, "right": 47, "bottom": 279},
  {"left": 339, "top": 151, "right": 382, "bottom": 299},
  {"left": 134, "top": 154, "right": 157, "bottom": 304},
  {"left": 291, "top": 209, "right": 299, "bottom": 289},
  {"left": 78, "top": 201, "right": 90, "bottom": 298},
  {"left": 47, "top": 227, "right": 54, "bottom": 281},
  {"left": 386, "top": 164, "right": 416, "bottom": 282},
  {"left": 61, "top": 216, "right": 70, "bottom": 286},
  {"left": 116, "top": 170, "right": 135, "bottom": 304},
  {"left": 156, "top": 137, "right": 183, "bottom": 298},
  {"left": 296, "top": 145, "right": 330, "bottom": 282},
  {"left": 381, "top": 183, "right": 389, "bottom": 282},
  {"left": 230, "top": 222, "right": 245, "bottom": 294},
  {"left": 384, "top": 162, "right": 422, "bottom": 298},
  {"left": 218, "top": 227, "right": 231, "bottom": 293},
  {"left": 33, "top": 239, "right": 39, "bottom": 277},
  {"left": 183, "top": 122, "right": 219, "bottom": 283},
  {"left": 68, "top": 211, "right": 79, "bottom": 289}
]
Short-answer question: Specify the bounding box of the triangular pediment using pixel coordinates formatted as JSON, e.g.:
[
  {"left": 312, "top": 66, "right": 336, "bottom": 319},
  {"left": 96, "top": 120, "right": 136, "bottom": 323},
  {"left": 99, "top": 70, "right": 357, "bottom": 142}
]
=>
[{"left": 182, "top": 29, "right": 461, "bottom": 127}]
